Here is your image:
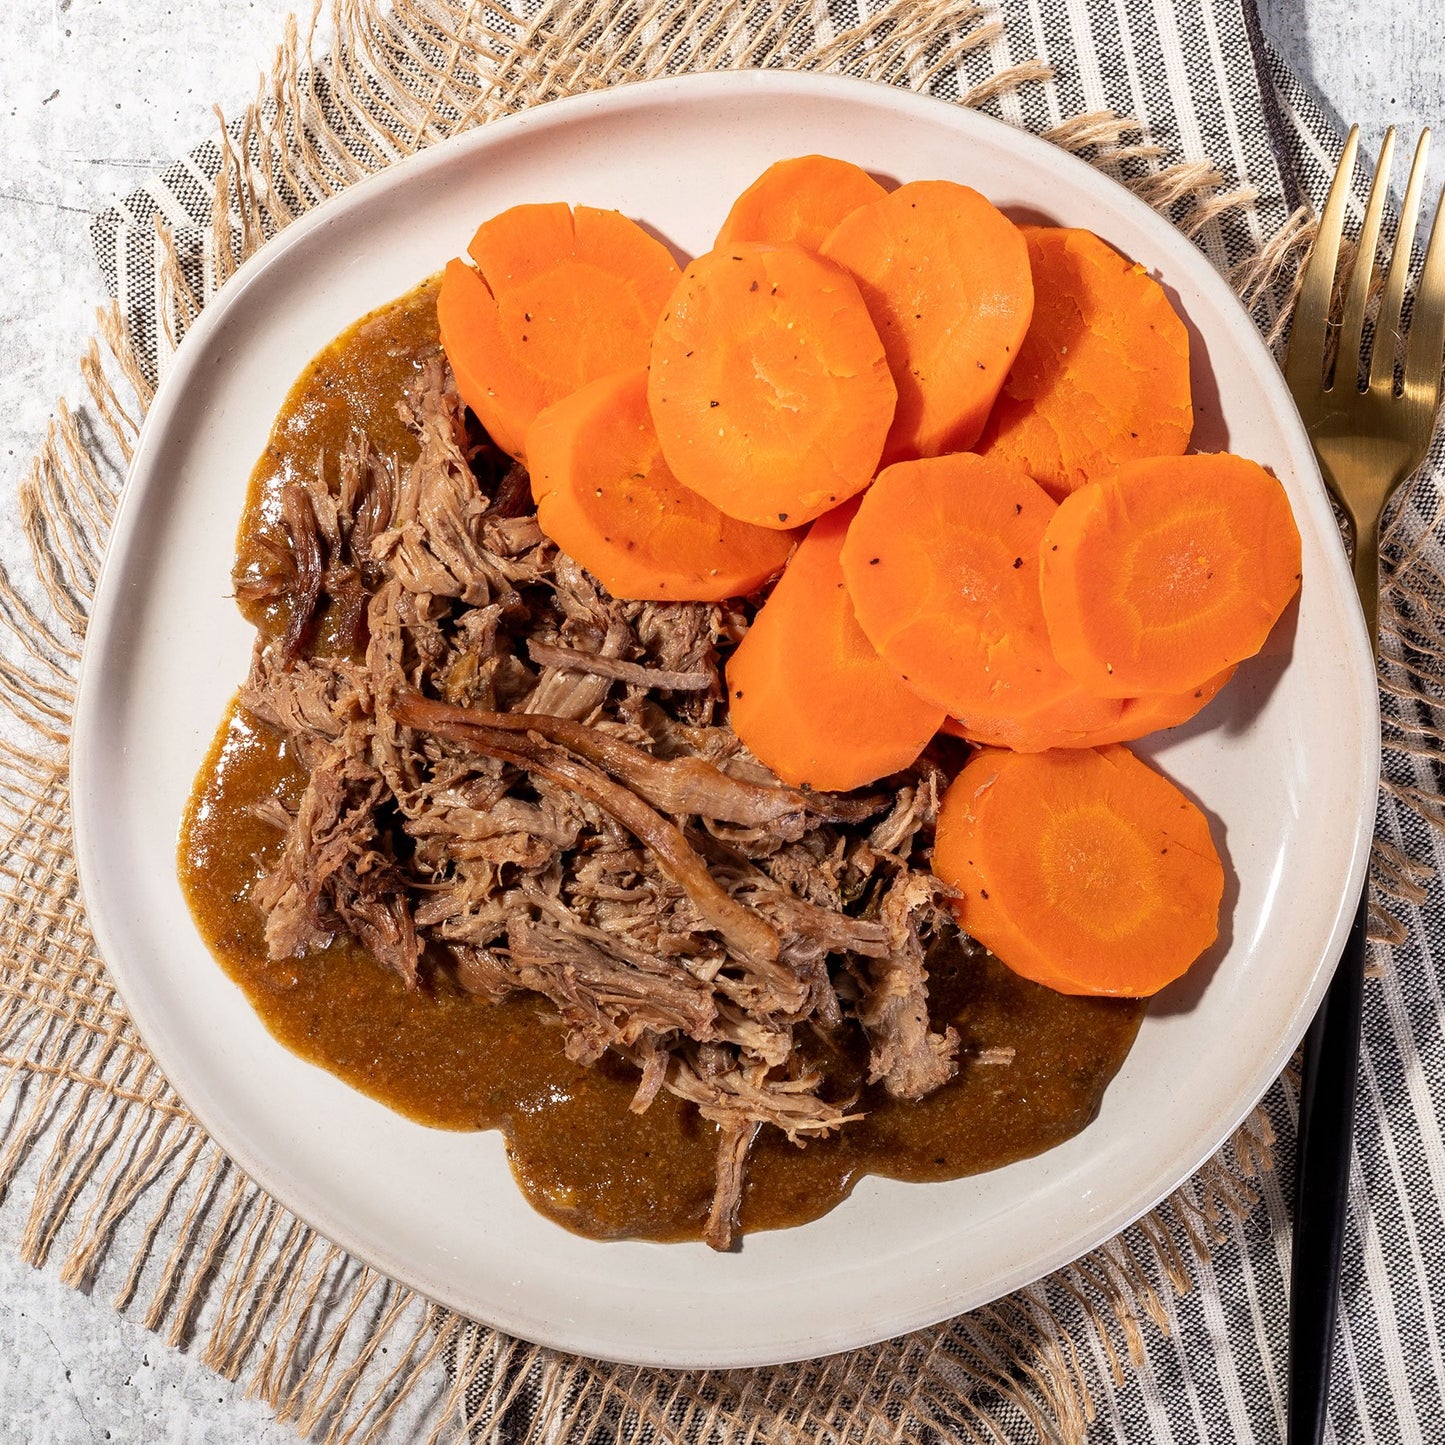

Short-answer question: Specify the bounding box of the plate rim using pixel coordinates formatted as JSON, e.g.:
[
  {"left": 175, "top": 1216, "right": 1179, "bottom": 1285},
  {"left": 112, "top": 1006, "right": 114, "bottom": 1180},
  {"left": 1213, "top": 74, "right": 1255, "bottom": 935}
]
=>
[{"left": 69, "top": 67, "right": 1381, "bottom": 1368}]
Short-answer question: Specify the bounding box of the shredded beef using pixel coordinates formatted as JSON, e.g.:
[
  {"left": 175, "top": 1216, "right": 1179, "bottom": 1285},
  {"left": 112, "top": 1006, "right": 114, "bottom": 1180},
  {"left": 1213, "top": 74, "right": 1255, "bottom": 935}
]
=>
[
  {"left": 242, "top": 354, "right": 962, "bottom": 1249},
  {"left": 251, "top": 739, "right": 420, "bottom": 986},
  {"left": 857, "top": 873, "right": 959, "bottom": 1099}
]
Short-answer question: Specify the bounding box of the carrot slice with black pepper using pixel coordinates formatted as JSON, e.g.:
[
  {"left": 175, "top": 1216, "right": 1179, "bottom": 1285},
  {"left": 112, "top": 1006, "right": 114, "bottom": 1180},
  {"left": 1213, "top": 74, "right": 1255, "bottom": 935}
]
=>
[
  {"left": 526, "top": 368, "right": 797, "bottom": 601},
  {"left": 727, "top": 498, "right": 944, "bottom": 791},
  {"left": 1054, "top": 666, "right": 1237, "bottom": 746},
  {"left": 840, "top": 453, "right": 1120, "bottom": 733},
  {"left": 439, "top": 204, "right": 681, "bottom": 459},
  {"left": 716, "top": 155, "right": 887, "bottom": 253},
  {"left": 944, "top": 665, "right": 1236, "bottom": 751},
  {"left": 820, "top": 180, "right": 1033, "bottom": 464},
  {"left": 438, "top": 258, "right": 539, "bottom": 459},
  {"left": 933, "top": 745, "right": 1224, "bottom": 997},
  {"left": 648, "top": 242, "right": 896, "bottom": 529},
  {"left": 1039, "top": 454, "right": 1302, "bottom": 698},
  {"left": 974, "top": 226, "right": 1192, "bottom": 501}
]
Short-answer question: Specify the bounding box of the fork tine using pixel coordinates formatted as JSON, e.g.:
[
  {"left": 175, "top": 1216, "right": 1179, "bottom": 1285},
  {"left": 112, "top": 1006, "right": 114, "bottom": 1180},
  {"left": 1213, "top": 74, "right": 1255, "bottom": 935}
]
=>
[
  {"left": 1287, "top": 128, "right": 1361, "bottom": 391},
  {"left": 1369, "top": 130, "right": 1430, "bottom": 392},
  {"left": 1336, "top": 128, "right": 1396, "bottom": 390},
  {"left": 1402, "top": 181, "right": 1445, "bottom": 419}
]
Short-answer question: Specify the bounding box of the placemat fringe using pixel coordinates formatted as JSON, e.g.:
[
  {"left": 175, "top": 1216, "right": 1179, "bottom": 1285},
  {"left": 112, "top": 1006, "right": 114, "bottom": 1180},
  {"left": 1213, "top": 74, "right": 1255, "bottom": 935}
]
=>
[
  {"left": 296, "top": 1282, "right": 414, "bottom": 1436},
  {"left": 60, "top": 1108, "right": 193, "bottom": 1294},
  {"left": 277, "top": 1264, "right": 387, "bottom": 1425},
  {"left": 203, "top": 1195, "right": 290, "bottom": 1377},
  {"left": 1230, "top": 206, "right": 1315, "bottom": 344},
  {"left": 142, "top": 1146, "right": 234, "bottom": 1332},
  {"left": 111, "top": 1130, "right": 210, "bottom": 1313},
  {"left": 336, "top": 1304, "right": 457, "bottom": 1445},
  {"left": 249, "top": 1236, "right": 338, "bottom": 1404},
  {"left": 21, "top": 1032, "right": 135, "bottom": 1268}
]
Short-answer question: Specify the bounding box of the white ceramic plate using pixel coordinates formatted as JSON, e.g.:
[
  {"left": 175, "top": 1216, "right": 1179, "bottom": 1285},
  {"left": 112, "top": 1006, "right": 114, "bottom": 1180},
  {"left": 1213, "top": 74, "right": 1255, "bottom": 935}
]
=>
[{"left": 71, "top": 71, "right": 1379, "bottom": 1369}]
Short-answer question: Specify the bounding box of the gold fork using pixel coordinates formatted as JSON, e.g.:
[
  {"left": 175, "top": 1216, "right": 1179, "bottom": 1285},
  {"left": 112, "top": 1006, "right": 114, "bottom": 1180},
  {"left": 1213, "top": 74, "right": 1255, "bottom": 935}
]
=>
[{"left": 1283, "top": 127, "right": 1445, "bottom": 1445}]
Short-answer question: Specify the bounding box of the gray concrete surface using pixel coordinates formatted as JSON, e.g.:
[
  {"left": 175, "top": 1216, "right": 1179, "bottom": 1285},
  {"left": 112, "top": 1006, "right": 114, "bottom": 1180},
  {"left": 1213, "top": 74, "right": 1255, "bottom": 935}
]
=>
[{"left": 1259, "top": 0, "right": 1445, "bottom": 214}]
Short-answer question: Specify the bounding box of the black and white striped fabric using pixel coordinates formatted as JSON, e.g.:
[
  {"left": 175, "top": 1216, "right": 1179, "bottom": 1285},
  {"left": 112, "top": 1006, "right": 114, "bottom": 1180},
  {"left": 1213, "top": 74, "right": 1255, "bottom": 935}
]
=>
[{"left": 88, "top": 3, "right": 1443, "bottom": 1440}]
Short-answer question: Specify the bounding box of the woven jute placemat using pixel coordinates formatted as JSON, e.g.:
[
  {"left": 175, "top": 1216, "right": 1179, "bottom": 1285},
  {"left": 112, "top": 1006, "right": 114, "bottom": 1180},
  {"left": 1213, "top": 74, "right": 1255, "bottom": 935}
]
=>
[{"left": 4, "top": 1, "right": 1442, "bottom": 1440}]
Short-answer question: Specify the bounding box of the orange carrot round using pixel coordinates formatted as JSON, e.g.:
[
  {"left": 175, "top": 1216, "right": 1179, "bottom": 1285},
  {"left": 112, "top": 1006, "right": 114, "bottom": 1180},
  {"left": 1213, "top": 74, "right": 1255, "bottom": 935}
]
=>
[
  {"left": 716, "top": 155, "right": 887, "bottom": 253},
  {"left": 939, "top": 687, "right": 1122, "bottom": 753},
  {"left": 944, "top": 665, "right": 1236, "bottom": 751},
  {"left": 974, "top": 227, "right": 1192, "bottom": 501},
  {"left": 933, "top": 745, "right": 1224, "bottom": 996},
  {"left": 526, "top": 369, "right": 798, "bottom": 602},
  {"left": 1059, "top": 666, "right": 1237, "bottom": 747},
  {"left": 438, "top": 258, "right": 539, "bottom": 459},
  {"left": 820, "top": 180, "right": 1033, "bottom": 464},
  {"left": 648, "top": 242, "right": 896, "bottom": 529},
  {"left": 440, "top": 203, "right": 681, "bottom": 459},
  {"left": 840, "top": 453, "right": 1120, "bottom": 732},
  {"left": 1039, "top": 454, "right": 1303, "bottom": 698},
  {"left": 727, "top": 498, "right": 944, "bottom": 790}
]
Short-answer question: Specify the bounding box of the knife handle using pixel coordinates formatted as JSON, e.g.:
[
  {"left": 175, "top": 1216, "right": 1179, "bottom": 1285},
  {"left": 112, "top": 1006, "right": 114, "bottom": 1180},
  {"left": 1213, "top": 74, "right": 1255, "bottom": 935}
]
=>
[{"left": 1287, "top": 885, "right": 1368, "bottom": 1445}]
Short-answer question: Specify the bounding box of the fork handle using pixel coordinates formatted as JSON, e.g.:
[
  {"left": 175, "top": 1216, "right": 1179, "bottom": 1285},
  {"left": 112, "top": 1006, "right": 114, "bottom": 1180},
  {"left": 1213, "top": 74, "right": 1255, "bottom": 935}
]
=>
[
  {"left": 1350, "top": 510, "right": 1382, "bottom": 643},
  {"left": 1287, "top": 884, "right": 1368, "bottom": 1445}
]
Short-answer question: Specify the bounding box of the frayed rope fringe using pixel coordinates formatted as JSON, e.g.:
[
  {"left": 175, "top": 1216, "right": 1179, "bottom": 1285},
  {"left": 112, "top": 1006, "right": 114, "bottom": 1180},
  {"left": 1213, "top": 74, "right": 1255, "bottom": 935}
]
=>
[{"left": 0, "top": 1, "right": 1436, "bottom": 1442}]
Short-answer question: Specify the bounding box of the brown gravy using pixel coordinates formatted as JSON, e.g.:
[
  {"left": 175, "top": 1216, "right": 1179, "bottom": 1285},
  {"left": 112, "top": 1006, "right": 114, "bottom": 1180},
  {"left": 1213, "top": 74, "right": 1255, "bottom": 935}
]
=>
[{"left": 178, "top": 280, "right": 1145, "bottom": 1244}]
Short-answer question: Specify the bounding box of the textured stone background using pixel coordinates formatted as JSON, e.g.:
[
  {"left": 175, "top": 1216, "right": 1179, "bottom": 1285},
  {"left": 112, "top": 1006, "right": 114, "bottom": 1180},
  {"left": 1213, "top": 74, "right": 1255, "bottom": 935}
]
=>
[
  {"left": 1259, "top": 0, "right": 1445, "bottom": 214},
  {"left": 0, "top": 0, "right": 1440, "bottom": 1439}
]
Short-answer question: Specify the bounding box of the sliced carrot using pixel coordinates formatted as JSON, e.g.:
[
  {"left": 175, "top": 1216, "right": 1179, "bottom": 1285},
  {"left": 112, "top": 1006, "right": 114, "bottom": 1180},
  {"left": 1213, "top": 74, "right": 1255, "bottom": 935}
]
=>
[
  {"left": 1040, "top": 454, "right": 1302, "bottom": 698},
  {"left": 940, "top": 687, "right": 1123, "bottom": 753},
  {"left": 839, "top": 453, "right": 1120, "bottom": 733},
  {"left": 820, "top": 180, "right": 1033, "bottom": 464},
  {"left": 467, "top": 202, "right": 681, "bottom": 333},
  {"left": 726, "top": 498, "right": 944, "bottom": 790},
  {"left": 974, "top": 227, "right": 1192, "bottom": 501},
  {"left": 1057, "top": 666, "right": 1237, "bottom": 747},
  {"left": 648, "top": 242, "right": 896, "bottom": 529},
  {"left": 526, "top": 368, "right": 797, "bottom": 602},
  {"left": 943, "top": 665, "right": 1236, "bottom": 751},
  {"left": 440, "top": 204, "right": 681, "bottom": 459},
  {"left": 438, "top": 257, "right": 538, "bottom": 459},
  {"left": 933, "top": 745, "right": 1224, "bottom": 997},
  {"left": 716, "top": 156, "right": 887, "bottom": 253}
]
